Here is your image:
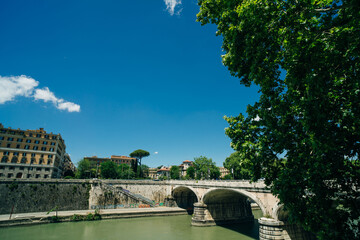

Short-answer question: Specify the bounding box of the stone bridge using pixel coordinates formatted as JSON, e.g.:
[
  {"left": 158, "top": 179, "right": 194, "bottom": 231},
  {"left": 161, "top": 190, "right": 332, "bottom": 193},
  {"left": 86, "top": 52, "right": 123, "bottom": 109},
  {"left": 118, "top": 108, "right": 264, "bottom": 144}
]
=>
[
  {"left": 105, "top": 179, "right": 312, "bottom": 240},
  {"left": 168, "top": 180, "right": 278, "bottom": 225}
]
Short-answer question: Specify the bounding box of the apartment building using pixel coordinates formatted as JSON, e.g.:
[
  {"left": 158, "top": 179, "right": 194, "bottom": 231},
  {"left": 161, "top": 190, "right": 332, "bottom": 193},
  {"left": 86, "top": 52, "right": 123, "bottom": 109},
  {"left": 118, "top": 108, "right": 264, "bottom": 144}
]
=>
[
  {"left": 0, "top": 123, "right": 67, "bottom": 179},
  {"left": 84, "top": 155, "right": 136, "bottom": 167}
]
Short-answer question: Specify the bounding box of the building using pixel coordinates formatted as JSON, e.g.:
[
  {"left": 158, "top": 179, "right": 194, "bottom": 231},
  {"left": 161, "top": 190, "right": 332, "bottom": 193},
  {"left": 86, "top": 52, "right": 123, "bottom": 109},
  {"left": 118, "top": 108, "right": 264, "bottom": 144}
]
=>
[
  {"left": 62, "top": 153, "right": 76, "bottom": 177},
  {"left": 219, "top": 167, "right": 230, "bottom": 178},
  {"left": 157, "top": 167, "right": 170, "bottom": 178},
  {"left": 0, "top": 123, "right": 69, "bottom": 179},
  {"left": 84, "top": 155, "right": 137, "bottom": 168},
  {"left": 179, "top": 160, "right": 193, "bottom": 177},
  {"left": 148, "top": 168, "right": 157, "bottom": 179}
]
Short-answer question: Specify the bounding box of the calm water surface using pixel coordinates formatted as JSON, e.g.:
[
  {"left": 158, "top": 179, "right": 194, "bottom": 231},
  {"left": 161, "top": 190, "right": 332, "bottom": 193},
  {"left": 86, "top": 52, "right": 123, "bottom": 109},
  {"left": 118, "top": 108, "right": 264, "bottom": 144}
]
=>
[{"left": 0, "top": 210, "right": 262, "bottom": 240}]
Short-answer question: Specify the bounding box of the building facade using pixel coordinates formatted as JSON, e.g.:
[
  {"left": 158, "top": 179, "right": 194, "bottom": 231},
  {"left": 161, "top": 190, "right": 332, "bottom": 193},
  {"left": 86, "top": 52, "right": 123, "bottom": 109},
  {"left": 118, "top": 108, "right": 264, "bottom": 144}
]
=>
[
  {"left": 0, "top": 123, "right": 68, "bottom": 179},
  {"left": 84, "top": 155, "right": 137, "bottom": 167},
  {"left": 179, "top": 160, "right": 193, "bottom": 177}
]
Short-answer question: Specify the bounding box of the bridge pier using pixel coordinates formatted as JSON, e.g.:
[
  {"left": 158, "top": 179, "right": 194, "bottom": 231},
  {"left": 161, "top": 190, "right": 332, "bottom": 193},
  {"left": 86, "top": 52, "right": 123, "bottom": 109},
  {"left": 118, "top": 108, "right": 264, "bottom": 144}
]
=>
[
  {"left": 259, "top": 218, "right": 315, "bottom": 240},
  {"left": 191, "top": 202, "right": 216, "bottom": 226}
]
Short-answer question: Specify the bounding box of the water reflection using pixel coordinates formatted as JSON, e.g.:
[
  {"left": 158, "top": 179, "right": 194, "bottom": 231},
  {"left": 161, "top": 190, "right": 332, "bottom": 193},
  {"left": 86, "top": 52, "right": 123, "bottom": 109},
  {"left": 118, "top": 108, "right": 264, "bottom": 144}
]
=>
[{"left": 0, "top": 210, "right": 262, "bottom": 240}]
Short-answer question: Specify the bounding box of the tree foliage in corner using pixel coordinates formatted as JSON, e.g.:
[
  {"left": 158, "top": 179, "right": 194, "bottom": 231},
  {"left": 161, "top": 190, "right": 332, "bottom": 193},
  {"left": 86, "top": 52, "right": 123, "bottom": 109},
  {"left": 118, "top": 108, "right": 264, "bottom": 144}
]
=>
[
  {"left": 198, "top": 0, "right": 360, "bottom": 239},
  {"left": 130, "top": 149, "right": 150, "bottom": 178}
]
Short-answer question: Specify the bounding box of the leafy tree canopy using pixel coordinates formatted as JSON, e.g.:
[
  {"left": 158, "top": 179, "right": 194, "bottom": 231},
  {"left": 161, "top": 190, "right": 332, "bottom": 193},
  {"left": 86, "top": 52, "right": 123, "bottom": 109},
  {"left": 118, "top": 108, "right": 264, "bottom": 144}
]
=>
[
  {"left": 130, "top": 149, "right": 150, "bottom": 178},
  {"left": 100, "top": 161, "right": 118, "bottom": 179},
  {"left": 224, "top": 152, "right": 252, "bottom": 180},
  {"left": 118, "top": 163, "right": 135, "bottom": 179},
  {"left": 198, "top": 0, "right": 359, "bottom": 239},
  {"left": 170, "top": 165, "right": 180, "bottom": 179},
  {"left": 193, "top": 156, "right": 220, "bottom": 180},
  {"left": 186, "top": 166, "right": 195, "bottom": 179},
  {"left": 76, "top": 158, "right": 91, "bottom": 179},
  {"left": 130, "top": 149, "right": 150, "bottom": 159}
]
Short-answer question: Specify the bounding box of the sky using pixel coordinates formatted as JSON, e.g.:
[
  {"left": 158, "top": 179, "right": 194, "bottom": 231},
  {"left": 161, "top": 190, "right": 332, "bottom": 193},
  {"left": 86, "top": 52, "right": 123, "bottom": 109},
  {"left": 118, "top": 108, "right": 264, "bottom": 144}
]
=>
[{"left": 0, "top": 0, "right": 260, "bottom": 168}]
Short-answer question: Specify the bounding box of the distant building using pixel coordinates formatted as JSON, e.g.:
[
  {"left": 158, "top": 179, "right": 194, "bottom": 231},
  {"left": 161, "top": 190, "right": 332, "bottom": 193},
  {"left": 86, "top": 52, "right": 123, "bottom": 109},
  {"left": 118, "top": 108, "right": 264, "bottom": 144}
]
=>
[
  {"left": 157, "top": 167, "right": 170, "bottom": 178},
  {"left": 219, "top": 167, "right": 230, "bottom": 178},
  {"left": 84, "top": 155, "right": 136, "bottom": 168},
  {"left": 179, "top": 160, "right": 193, "bottom": 177},
  {"left": 0, "top": 123, "right": 69, "bottom": 179},
  {"left": 148, "top": 168, "right": 157, "bottom": 179},
  {"left": 62, "top": 153, "right": 76, "bottom": 176}
]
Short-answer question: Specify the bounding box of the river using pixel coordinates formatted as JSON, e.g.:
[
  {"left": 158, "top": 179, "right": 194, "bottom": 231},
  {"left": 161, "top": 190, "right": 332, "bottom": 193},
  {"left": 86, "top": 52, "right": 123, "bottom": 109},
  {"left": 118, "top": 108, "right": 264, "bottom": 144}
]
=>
[{"left": 0, "top": 209, "right": 263, "bottom": 240}]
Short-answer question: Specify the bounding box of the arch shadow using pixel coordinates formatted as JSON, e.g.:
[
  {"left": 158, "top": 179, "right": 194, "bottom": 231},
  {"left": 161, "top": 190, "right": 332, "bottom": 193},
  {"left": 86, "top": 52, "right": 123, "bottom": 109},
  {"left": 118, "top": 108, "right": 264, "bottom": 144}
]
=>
[{"left": 172, "top": 186, "right": 199, "bottom": 214}]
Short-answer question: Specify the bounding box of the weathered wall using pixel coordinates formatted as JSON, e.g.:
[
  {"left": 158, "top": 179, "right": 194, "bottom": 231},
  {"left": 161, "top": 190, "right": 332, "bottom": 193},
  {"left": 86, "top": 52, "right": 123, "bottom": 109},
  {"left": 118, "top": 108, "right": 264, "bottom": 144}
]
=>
[
  {"left": 105, "top": 180, "right": 170, "bottom": 203},
  {"left": 0, "top": 180, "right": 173, "bottom": 214},
  {"left": 0, "top": 179, "right": 91, "bottom": 214}
]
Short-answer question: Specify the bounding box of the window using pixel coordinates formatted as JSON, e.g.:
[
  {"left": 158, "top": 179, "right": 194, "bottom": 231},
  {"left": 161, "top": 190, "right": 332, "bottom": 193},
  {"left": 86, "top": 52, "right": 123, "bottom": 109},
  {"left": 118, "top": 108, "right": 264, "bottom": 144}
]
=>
[
  {"left": 24, "top": 145, "right": 30, "bottom": 149},
  {"left": 31, "top": 158, "right": 35, "bottom": 164},
  {"left": 36, "top": 167, "right": 41, "bottom": 171},
  {"left": 0, "top": 166, "right": 4, "bottom": 169},
  {"left": 44, "top": 175, "right": 48, "bottom": 179},
  {"left": 33, "top": 146, "right": 38, "bottom": 150},
  {"left": 16, "top": 144, "right": 20, "bottom": 148},
  {"left": 22, "top": 153, "right": 27, "bottom": 157},
  {"left": 7, "top": 173, "right": 13, "bottom": 178},
  {"left": 47, "top": 160, "right": 52, "bottom": 165},
  {"left": 11, "top": 157, "right": 18, "bottom": 163},
  {"left": 52, "top": 136, "right": 56, "bottom": 140},
  {"left": 43, "top": 141, "right": 47, "bottom": 145},
  {"left": 36, "top": 134, "right": 41, "bottom": 138},
  {"left": 9, "top": 166, "right": 15, "bottom": 170},
  {"left": 35, "top": 174, "right": 40, "bottom": 178},
  {"left": 1, "top": 156, "right": 8, "bottom": 163},
  {"left": 27, "top": 174, "right": 31, "bottom": 178},
  {"left": 29, "top": 133, "right": 33, "bottom": 137},
  {"left": 17, "top": 138, "right": 23, "bottom": 142},
  {"left": 21, "top": 157, "right": 27, "bottom": 163},
  {"left": 48, "top": 155, "right": 53, "bottom": 158},
  {"left": 6, "top": 143, "right": 11, "bottom": 148},
  {"left": 39, "top": 159, "right": 43, "bottom": 164},
  {"left": 13, "top": 152, "right": 19, "bottom": 156},
  {"left": 45, "top": 168, "right": 50, "bottom": 171},
  {"left": 41, "top": 147, "right": 46, "bottom": 151},
  {"left": 26, "top": 139, "right": 31, "bottom": 143},
  {"left": 51, "top": 142, "right": 55, "bottom": 146},
  {"left": 44, "top": 135, "right": 49, "bottom": 139},
  {"left": 31, "top": 153, "right": 35, "bottom": 157},
  {"left": 41, "top": 154, "right": 44, "bottom": 157},
  {"left": 4, "top": 151, "right": 9, "bottom": 155},
  {"left": 49, "top": 148, "right": 54, "bottom": 152},
  {"left": 20, "top": 167, "right": 24, "bottom": 170},
  {"left": 7, "top": 137, "right": 14, "bottom": 141},
  {"left": 34, "top": 140, "right": 40, "bottom": 144},
  {"left": 0, "top": 136, "right": 4, "bottom": 140}
]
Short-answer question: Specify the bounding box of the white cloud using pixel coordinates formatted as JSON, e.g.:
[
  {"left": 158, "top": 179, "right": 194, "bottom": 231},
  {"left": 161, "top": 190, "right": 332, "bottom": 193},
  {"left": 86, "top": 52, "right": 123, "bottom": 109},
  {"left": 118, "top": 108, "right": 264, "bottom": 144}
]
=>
[
  {"left": 0, "top": 75, "right": 38, "bottom": 104},
  {"left": 0, "top": 75, "right": 80, "bottom": 112},
  {"left": 164, "top": 0, "right": 182, "bottom": 16},
  {"left": 34, "top": 87, "right": 58, "bottom": 103},
  {"left": 57, "top": 100, "right": 81, "bottom": 112},
  {"left": 154, "top": 152, "right": 158, "bottom": 154}
]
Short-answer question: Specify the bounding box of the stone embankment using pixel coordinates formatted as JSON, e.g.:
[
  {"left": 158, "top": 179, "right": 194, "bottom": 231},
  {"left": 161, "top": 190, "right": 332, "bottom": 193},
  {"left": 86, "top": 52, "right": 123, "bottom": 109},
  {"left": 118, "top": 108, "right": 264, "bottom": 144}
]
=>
[{"left": 0, "top": 207, "right": 187, "bottom": 227}]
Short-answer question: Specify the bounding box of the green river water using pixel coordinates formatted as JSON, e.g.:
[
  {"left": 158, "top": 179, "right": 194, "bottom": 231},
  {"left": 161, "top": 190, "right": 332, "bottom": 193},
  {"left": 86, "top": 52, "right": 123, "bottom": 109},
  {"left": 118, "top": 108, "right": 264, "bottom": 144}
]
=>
[{"left": 0, "top": 210, "right": 263, "bottom": 240}]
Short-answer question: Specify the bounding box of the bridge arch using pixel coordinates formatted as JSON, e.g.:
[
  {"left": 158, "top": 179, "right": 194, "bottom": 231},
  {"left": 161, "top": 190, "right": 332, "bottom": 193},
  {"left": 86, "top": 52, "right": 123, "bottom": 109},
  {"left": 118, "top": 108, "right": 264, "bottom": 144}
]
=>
[
  {"left": 172, "top": 186, "right": 199, "bottom": 214},
  {"left": 203, "top": 188, "right": 267, "bottom": 217}
]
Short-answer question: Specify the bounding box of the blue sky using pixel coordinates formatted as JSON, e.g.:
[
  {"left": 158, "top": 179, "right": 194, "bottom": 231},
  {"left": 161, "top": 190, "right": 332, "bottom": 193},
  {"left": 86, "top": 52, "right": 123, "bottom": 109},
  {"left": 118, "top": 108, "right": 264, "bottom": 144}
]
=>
[{"left": 0, "top": 0, "right": 260, "bottom": 167}]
